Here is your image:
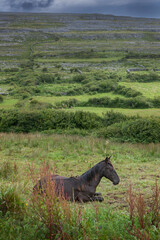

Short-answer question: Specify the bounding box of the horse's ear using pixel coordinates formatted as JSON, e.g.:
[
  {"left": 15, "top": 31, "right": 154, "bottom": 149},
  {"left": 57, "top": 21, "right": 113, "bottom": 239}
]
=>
[{"left": 105, "top": 156, "right": 111, "bottom": 162}]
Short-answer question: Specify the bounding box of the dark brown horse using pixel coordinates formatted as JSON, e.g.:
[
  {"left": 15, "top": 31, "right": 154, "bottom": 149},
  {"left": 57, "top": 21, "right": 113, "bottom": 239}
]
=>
[{"left": 33, "top": 157, "right": 120, "bottom": 202}]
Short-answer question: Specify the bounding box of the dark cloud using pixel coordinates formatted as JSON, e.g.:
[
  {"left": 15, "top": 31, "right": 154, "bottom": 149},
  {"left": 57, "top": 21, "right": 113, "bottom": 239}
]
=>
[
  {"left": 52, "top": 1, "right": 159, "bottom": 18},
  {"left": 9, "top": 0, "right": 54, "bottom": 10},
  {"left": 1, "top": 0, "right": 160, "bottom": 18},
  {"left": 126, "top": 1, "right": 159, "bottom": 17}
]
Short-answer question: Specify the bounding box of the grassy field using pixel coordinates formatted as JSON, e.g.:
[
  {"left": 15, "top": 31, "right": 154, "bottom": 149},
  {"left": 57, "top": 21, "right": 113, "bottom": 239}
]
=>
[
  {"left": 0, "top": 133, "right": 160, "bottom": 239},
  {"left": 120, "top": 82, "right": 160, "bottom": 99},
  {"left": 1, "top": 133, "right": 159, "bottom": 205}
]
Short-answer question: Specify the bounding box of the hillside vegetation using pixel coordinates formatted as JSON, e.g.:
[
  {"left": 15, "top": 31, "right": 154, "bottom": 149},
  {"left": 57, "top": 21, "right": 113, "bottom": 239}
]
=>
[{"left": 0, "top": 13, "right": 160, "bottom": 143}]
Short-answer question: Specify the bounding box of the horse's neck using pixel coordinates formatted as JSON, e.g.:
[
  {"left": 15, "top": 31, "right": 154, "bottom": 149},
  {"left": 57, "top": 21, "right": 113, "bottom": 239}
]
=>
[{"left": 79, "top": 163, "right": 103, "bottom": 188}]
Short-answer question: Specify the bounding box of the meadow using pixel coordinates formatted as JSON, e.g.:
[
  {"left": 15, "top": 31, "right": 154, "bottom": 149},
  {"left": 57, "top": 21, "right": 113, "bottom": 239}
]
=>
[
  {"left": 0, "top": 133, "right": 160, "bottom": 239},
  {"left": 0, "top": 13, "right": 160, "bottom": 239}
]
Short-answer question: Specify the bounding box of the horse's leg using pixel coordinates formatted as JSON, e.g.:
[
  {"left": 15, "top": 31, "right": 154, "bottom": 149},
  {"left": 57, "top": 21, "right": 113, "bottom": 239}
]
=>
[
  {"left": 92, "top": 196, "right": 104, "bottom": 202},
  {"left": 76, "top": 192, "right": 92, "bottom": 202},
  {"left": 76, "top": 192, "right": 104, "bottom": 202},
  {"left": 94, "top": 192, "right": 102, "bottom": 196}
]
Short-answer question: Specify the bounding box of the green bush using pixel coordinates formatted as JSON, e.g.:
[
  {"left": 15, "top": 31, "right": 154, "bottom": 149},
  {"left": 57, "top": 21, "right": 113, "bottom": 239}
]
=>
[
  {"left": 84, "top": 80, "right": 114, "bottom": 93},
  {"left": 152, "top": 96, "right": 160, "bottom": 107},
  {"left": 85, "top": 96, "right": 152, "bottom": 109},
  {"left": 0, "top": 95, "right": 3, "bottom": 103},
  {"left": 42, "top": 110, "right": 102, "bottom": 130},
  {"left": 72, "top": 74, "right": 85, "bottom": 82},
  {"left": 0, "top": 109, "right": 102, "bottom": 133},
  {"left": 103, "top": 110, "right": 131, "bottom": 127},
  {"left": 37, "top": 74, "right": 55, "bottom": 84},
  {"left": 30, "top": 100, "right": 53, "bottom": 110},
  {"left": 101, "top": 118, "right": 160, "bottom": 143},
  {"left": 10, "top": 86, "right": 41, "bottom": 98},
  {"left": 67, "top": 87, "right": 84, "bottom": 96},
  {"left": 4, "top": 68, "right": 19, "bottom": 73},
  {"left": 127, "top": 72, "right": 160, "bottom": 82},
  {"left": 55, "top": 98, "right": 79, "bottom": 108},
  {"left": 8, "top": 70, "right": 38, "bottom": 86},
  {"left": 114, "top": 85, "right": 142, "bottom": 97},
  {"left": 125, "top": 52, "right": 160, "bottom": 59},
  {"left": 42, "top": 67, "right": 48, "bottom": 72},
  {"left": 0, "top": 109, "right": 159, "bottom": 143},
  {"left": 67, "top": 79, "right": 142, "bottom": 98}
]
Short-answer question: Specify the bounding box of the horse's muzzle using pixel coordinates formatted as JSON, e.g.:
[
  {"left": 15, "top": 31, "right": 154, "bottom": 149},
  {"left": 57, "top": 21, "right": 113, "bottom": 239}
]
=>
[{"left": 113, "top": 178, "right": 120, "bottom": 185}]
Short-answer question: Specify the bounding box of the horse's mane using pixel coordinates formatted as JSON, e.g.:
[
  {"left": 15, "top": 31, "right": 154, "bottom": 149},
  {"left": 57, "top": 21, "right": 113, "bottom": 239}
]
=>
[{"left": 79, "top": 161, "right": 104, "bottom": 182}]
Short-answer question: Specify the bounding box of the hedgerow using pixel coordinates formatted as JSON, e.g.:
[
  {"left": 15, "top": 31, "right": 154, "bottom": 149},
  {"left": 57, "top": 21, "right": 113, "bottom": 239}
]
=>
[
  {"left": 0, "top": 109, "right": 159, "bottom": 143},
  {"left": 84, "top": 96, "right": 152, "bottom": 109},
  {"left": 100, "top": 118, "right": 160, "bottom": 143},
  {"left": 0, "top": 109, "right": 102, "bottom": 133}
]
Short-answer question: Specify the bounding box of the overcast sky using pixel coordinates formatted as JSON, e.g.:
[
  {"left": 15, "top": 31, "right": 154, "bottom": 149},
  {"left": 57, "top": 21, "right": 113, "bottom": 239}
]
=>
[{"left": 0, "top": 0, "right": 160, "bottom": 18}]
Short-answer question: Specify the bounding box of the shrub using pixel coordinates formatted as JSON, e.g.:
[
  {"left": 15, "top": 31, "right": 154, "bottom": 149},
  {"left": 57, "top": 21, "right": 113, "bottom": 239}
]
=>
[
  {"left": 55, "top": 98, "right": 79, "bottom": 108},
  {"left": 0, "top": 110, "right": 43, "bottom": 132},
  {"left": 125, "top": 52, "right": 160, "bottom": 59},
  {"left": 127, "top": 72, "right": 160, "bottom": 83},
  {"left": 10, "top": 86, "right": 41, "bottom": 98},
  {"left": 67, "top": 87, "right": 84, "bottom": 96},
  {"left": 37, "top": 74, "right": 55, "bottom": 84},
  {"left": 30, "top": 100, "right": 53, "bottom": 110},
  {"left": 85, "top": 96, "right": 152, "bottom": 109},
  {"left": 0, "top": 109, "right": 102, "bottom": 133},
  {"left": 42, "top": 67, "right": 48, "bottom": 72},
  {"left": 72, "top": 74, "right": 86, "bottom": 83},
  {"left": 8, "top": 70, "right": 38, "bottom": 87},
  {"left": 21, "top": 92, "right": 31, "bottom": 99},
  {"left": 84, "top": 80, "right": 114, "bottom": 93},
  {"left": 152, "top": 97, "right": 160, "bottom": 107},
  {"left": 20, "top": 61, "right": 34, "bottom": 69},
  {"left": 102, "top": 110, "right": 130, "bottom": 127},
  {"left": 0, "top": 95, "right": 3, "bottom": 103},
  {"left": 42, "top": 110, "right": 102, "bottom": 130},
  {"left": 114, "top": 85, "right": 142, "bottom": 97},
  {"left": 101, "top": 118, "right": 160, "bottom": 143},
  {"left": 4, "top": 68, "right": 19, "bottom": 72}
]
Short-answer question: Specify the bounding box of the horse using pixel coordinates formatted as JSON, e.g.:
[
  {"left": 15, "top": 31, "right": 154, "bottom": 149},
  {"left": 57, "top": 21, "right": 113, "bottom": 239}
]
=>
[{"left": 33, "top": 156, "right": 120, "bottom": 202}]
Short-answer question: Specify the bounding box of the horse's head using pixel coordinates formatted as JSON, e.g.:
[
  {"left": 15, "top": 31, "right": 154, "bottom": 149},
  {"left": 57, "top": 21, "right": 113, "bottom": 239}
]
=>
[{"left": 102, "top": 156, "right": 120, "bottom": 185}]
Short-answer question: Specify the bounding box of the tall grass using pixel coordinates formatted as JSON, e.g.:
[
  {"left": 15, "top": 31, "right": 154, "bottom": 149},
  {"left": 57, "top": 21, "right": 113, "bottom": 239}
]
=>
[{"left": 126, "top": 181, "right": 160, "bottom": 240}]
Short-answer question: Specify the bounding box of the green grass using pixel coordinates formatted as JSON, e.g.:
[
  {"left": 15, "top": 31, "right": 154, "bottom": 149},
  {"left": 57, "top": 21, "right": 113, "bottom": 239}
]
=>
[
  {"left": 120, "top": 81, "right": 160, "bottom": 99},
  {"left": 0, "top": 84, "right": 11, "bottom": 91},
  {"left": 35, "top": 57, "right": 122, "bottom": 63},
  {"left": 0, "top": 97, "right": 18, "bottom": 109},
  {"left": 66, "top": 106, "right": 160, "bottom": 117},
  {"left": 35, "top": 92, "right": 126, "bottom": 103}
]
